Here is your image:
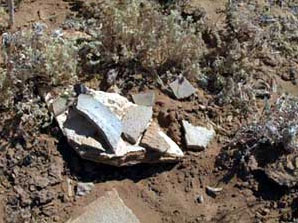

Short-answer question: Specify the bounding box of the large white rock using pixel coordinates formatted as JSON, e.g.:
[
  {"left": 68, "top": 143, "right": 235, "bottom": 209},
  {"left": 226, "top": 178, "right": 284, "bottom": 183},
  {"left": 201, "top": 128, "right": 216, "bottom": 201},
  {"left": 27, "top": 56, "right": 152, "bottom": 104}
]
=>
[
  {"left": 67, "top": 189, "right": 140, "bottom": 223},
  {"left": 76, "top": 94, "right": 122, "bottom": 152},
  {"left": 182, "top": 120, "right": 215, "bottom": 150},
  {"left": 89, "top": 90, "right": 135, "bottom": 119}
]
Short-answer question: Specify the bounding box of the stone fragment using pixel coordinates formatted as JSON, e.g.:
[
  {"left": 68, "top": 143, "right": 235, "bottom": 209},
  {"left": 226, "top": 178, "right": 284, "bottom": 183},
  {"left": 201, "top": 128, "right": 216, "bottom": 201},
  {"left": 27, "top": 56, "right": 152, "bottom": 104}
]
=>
[
  {"left": 132, "top": 92, "right": 155, "bottom": 106},
  {"left": 76, "top": 94, "right": 122, "bottom": 152},
  {"left": 141, "top": 123, "right": 184, "bottom": 157},
  {"left": 122, "top": 105, "right": 153, "bottom": 144},
  {"left": 169, "top": 77, "right": 196, "bottom": 99},
  {"left": 89, "top": 90, "right": 134, "bottom": 119},
  {"left": 182, "top": 120, "right": 215, "bottom": 150},
  {"left": 67, "top": 189, "right": 140, "bottom": 223},
  {"left": 76, "top": 182, "right": 95, "bottom": 196},
  {"left": 196, "top": 195, "right": 204, "bottom": 204},
  {"left": 206, "top": 186, "right": 222, "bottom": 197},
  {"left": 57, "top": 108, "right": 106, "bottom": 152},
  {"left": 49, "top": 97, "right": 68, "bottom": 116}
]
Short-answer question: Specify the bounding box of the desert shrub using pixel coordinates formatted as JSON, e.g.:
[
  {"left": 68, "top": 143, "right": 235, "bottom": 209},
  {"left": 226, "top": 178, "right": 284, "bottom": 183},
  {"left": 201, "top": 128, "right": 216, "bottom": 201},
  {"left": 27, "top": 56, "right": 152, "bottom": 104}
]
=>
[
  {"left": 218, "top": 95, "right": 298, "bottom": 176},
  {"left": 75, "top": 0, "right": 204, "bottom": 78},
  {"left": 0, "top": 23, "right": 78, "bottom": 109},
  {"left": 0, "top": 7, "right": 8, "bottom": 32},
  {"left": 2, "top": 24, "right": 78, "bottom": 86}
]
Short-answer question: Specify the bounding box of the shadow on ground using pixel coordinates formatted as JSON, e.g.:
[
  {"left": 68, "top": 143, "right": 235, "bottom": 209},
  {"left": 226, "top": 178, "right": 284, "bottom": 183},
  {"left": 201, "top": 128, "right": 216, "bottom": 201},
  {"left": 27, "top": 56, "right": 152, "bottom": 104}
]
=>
[{"left": 56, "top": 135, "right": 176, "bottom": 184}]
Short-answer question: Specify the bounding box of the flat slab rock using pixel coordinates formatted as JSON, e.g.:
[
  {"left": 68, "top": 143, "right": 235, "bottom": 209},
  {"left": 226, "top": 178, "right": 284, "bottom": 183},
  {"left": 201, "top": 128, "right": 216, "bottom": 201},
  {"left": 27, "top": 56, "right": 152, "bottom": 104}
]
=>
[
  {"left": 141, "top": 122, "right": 184, "bottom": 157},
  {"left": 132, "top": 91, "right": 155, "bottom": 106},
  {"left": 76, "top": 94, "right": 122, "bottom": 152},
  {"left": 169, "top": 77, "right": 196, "bottom": 99},
  {"left": 182, "top": 120, "right": 215, "bottom": 150},
  {"left": 90, "top": 90, "right": 134, "bottom": 119},
  {"left": 67, "top": 189, "right": 140, "bottom": 223},
  {"left": 122, "top": 105, "right": 153, "bottom": 144}
]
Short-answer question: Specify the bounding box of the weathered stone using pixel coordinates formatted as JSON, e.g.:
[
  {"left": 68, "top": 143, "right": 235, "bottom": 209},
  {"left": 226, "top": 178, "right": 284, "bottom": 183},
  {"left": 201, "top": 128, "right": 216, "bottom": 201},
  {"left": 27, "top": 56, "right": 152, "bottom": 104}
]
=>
[
  {"left": 169, "top": 77, "right": 196, "bottom": 99},
  {"left": 67, "top": 189, "right": 140, "bottom": 223},
  {"left": 122, "top": 105, "right": 153, "bottom": 144},
  {"left": 132, "top": 91, "right": 155, "bottom": 106},
  {"left": 141, "top": 122, "right": 183, "bottom": 157},
  {"left": 182, "top": 120, "right": 215, "bottom": 150},
  {"left": 76, "top": 182, "right": 95, "bottom": 196},
  {"left": 49, "top": 97, "right": 68, "bottom": 116},
  {"left": 57, "top": 108, "right": 106, "bottom": 152},
  {"left": 76, "top": 94, "right": 122, "bottom": 152},
  {"left": 89, "top": 90, "right": 134, "bottom": 119}
]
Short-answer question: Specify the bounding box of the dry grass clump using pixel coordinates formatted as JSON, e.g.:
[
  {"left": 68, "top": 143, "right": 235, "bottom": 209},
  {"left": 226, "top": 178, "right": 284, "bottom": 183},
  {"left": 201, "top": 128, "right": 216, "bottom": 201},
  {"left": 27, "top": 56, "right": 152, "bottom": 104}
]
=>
[
  {"left": 218, "top": 95, "right": 298, "bottom": 176},
  {"left": 0, "top": 24, "right": 78, "bottom": 109},
  {"left": 76, "top": 0, "right": 204, "bottom": 78}
]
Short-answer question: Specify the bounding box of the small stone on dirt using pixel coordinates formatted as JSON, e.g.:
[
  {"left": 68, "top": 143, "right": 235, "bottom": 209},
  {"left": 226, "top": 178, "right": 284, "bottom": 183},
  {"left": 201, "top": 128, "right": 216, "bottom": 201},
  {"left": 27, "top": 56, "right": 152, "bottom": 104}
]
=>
[
  {"left": 132, "top": 91, "right": 155, "bottom": 106},
  {"left": 76, "top": 182, "right": 95, "bottom": 196},
  {"left": 76, "top": 94, "right": 123, "bottom": 152},
  {"left": 169, "top": 77, "right": 196, "bottom": 99},
  {"left": 182, "top": 120, "right": 215, "bottom": 150},
  {"left": 122, "top": 105, "right": 153, "bottom": 144},
  {"left": 206, "top": 186, "right": 222, "bottom": 197}
]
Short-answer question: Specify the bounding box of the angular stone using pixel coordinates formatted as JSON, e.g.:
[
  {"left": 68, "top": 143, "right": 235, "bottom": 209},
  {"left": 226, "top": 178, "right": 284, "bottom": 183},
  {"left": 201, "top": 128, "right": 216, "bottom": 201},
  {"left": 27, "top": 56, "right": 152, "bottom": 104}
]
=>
[
  {"left": 90, "top": 90, "right": 134, "bottom": 119},
  {"left": 76, "top": 182, "right": 95, "bottom": 196},
  {"left": 76, "top": 94, "right": 122, "bottom": 152},
  {"left": 132, "top": 92, "right": 155, "bottom": 106},
  {"left": 122, "top": 106, "right": 153, "bottom": 144},
  {"left": 49, "top": 97, "right": 68, "bottom": 116},
  {"left": 141, "top": 122, "right": 184, "bottom": 157},
  {"left": 67, "top": 189, "right": 140, "bottom": 223},
  {"left": 182, "top": 120, "right": 215, "bottom": 150},
  {"left": 57, "top": 108, "right": 106, "bottom": 152},
  {"left": 169, "top": 77, "right": 196, "bottom": 99}
]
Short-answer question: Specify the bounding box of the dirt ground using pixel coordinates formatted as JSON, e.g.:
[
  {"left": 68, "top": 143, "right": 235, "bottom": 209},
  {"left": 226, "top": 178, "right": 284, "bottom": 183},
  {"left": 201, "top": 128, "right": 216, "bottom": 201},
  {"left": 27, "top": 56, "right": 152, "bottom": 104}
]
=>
[{"left": 0, "top": 0, "right": 298, "bottom": 222}]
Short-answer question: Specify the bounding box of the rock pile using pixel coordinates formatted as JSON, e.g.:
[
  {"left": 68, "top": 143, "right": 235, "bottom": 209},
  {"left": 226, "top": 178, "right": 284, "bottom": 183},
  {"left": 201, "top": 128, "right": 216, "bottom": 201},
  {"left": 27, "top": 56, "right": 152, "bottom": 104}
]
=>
[{"left": 45, "top": 87, "right": 184, "bottom": 166}]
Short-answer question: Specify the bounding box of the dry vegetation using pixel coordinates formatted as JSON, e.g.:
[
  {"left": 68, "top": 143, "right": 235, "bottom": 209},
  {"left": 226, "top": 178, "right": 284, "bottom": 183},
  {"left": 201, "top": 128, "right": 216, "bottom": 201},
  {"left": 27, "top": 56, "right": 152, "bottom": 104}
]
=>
[{"left": 0, "top": 0, "right": 298, "bottom": 222}]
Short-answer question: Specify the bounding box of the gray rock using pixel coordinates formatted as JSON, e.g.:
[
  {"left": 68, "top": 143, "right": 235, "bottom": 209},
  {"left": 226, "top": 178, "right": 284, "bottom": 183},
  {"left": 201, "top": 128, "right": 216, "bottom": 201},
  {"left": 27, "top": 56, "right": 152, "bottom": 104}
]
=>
[
  {"left": 169, "top": 77, "right": 196, "bottom": 99},
  {"left": 122, "top": 105, "right": 153, "bottom": 144},
  {"left": 57, "top": 108, "right": 106, "bottom": 152},
  {"left": 132, "top": 92, "right": 155, "bottom": 106},
  {"left": 182, "top": 120, "right": 215, "bottom": 150},
  {"left": 90, "top": 90, "right": 134, "bottom": 119},
  {"left": 76, "top": 182, "right": 95, "bottom": 196},
  {"left": 49, "top": 97, "right": 71, "bottom": 116},
  {"left": 141, "top": 122, "right": 184, "bottom": 157},
  {"left": 67, "top": 189, "right": 140, "bottom": 223},
  {"left": 76, "top": 94, "right": 122, "bottom": 152}
]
